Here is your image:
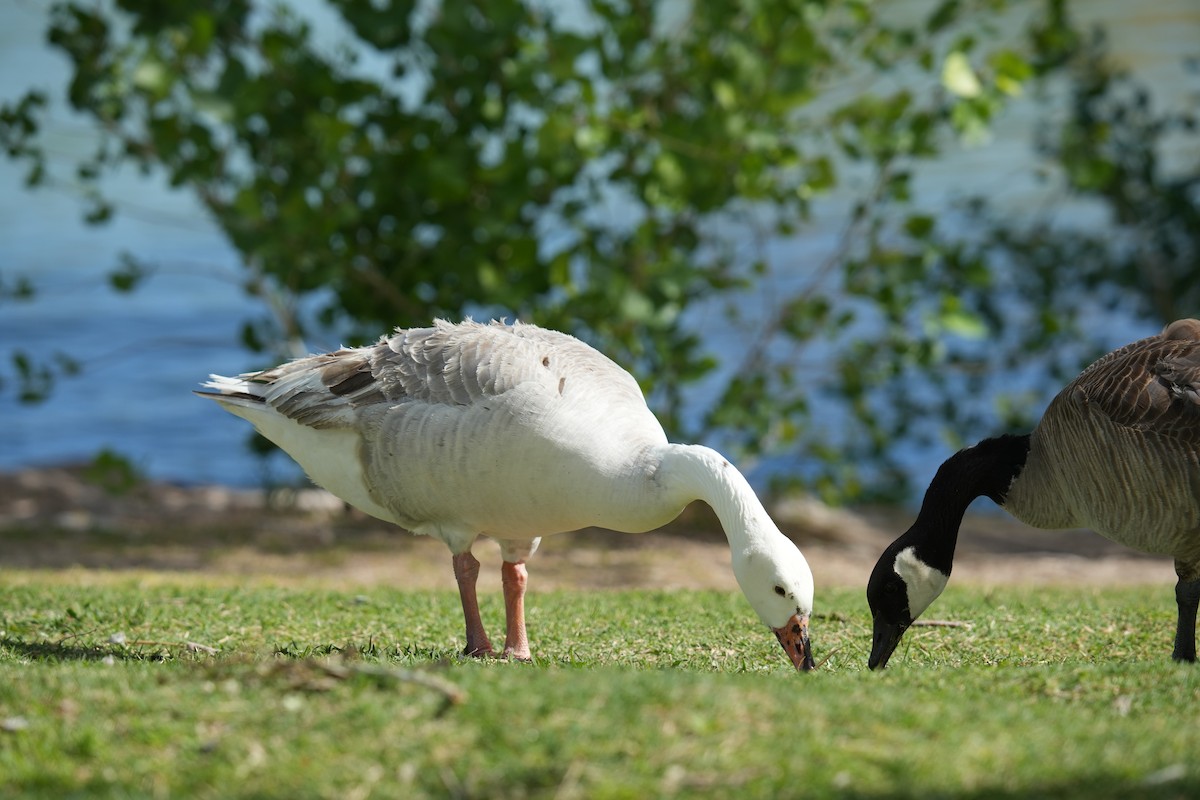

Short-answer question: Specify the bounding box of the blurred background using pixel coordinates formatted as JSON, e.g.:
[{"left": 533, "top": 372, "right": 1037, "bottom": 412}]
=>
[{"left": 2, "top": 0, "right": 1198, "bottom": 506}]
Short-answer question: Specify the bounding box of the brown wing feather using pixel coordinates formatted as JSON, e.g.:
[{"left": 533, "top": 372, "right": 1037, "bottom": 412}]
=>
[{"left": 1065, "top": 319, "right": 1200, "bottom": 447}]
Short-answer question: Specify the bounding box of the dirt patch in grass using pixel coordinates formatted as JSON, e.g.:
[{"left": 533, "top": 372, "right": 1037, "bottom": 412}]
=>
[{"left": 0, "top": 466, "right": 1174, "bottom": 591}]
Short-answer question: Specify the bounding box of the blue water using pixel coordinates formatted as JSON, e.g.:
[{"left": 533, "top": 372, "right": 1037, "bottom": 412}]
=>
[
  {"left": 0, "top": 1, "right": 286, "bottom": 484},
  {"left": 0, "top": 179, "right": 301, "bottom": 485},
  {"left": 0, "top": 4, "right": 338, "bottom": 486},
  {"left": 0, "top": 267, "right": 299, "bottom": 486}
]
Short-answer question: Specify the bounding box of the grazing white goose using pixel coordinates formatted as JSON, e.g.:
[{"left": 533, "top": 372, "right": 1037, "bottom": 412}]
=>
[
  {"left": 197, "top": 319, "right": 816, "bottom": 670},
  {"left": 867, "top": 319, "right": 1200, "bottom": 669}
]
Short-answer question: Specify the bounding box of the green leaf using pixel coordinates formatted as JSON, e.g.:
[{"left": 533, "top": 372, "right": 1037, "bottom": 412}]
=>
[
  {"left": 712, "top": 80, "right": 737, "bottom": 110},
  {"left": 82, "top": 448, "right": 143, "bottom": 495},
  {"left": 109, "top": 251, "right": 149, "bottom": 293},
  {"left": 942, "top": 51, "right": 981, "bottom": 98},
  {"left": 926, "top": 0, "right": 962, "bottom": 33},
  {"left": 903, "top": 213, "right": 935, "bottom": 239},
  {"left": 939, "top": 309, "right": 988, "bottom": 339},
  {"left": 989, "top": 49, "right": 1033, "bottom": 94},
  {"left": 132, "top": 56, "right": 171, "bottom": 99}
]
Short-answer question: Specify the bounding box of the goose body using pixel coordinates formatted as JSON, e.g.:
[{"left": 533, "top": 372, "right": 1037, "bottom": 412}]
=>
[
  {"left": 199, "top": 319, "right": 815, "bottom": 669},
  {"left": 867, "top": 319, "right": 1200, "bottom": 668}
]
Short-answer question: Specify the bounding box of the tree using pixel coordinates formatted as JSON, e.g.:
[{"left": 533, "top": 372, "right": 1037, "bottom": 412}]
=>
[
  {"left": 2, "top": 0, "right": 1083, "bottom": 500},
  {"left": 905, "top": 8, "right": 1200, "bottom": 443},
  {"left": 975, "top": 20, "right": 1199, "bottom": 356}
]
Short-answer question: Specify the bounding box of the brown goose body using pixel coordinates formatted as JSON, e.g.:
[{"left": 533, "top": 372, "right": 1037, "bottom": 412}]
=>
[
  {"left": 1005, "top": 318, "right": 1200, "bottom": 569},
  {"left": 867, "top": 319, "right": 1200, "bottom": 668}
]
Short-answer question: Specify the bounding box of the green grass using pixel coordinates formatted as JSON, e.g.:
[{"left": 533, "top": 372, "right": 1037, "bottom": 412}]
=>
[{"left": 2, "top": 575, "right": 1199, "bottom": 798}]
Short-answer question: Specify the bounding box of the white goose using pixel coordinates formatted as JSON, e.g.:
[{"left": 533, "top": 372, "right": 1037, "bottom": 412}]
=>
[{"left": 197, "top": 319, "right": 816, "bottom": 670}]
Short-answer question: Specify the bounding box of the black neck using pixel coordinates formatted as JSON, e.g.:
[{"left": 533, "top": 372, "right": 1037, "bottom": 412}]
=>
[{"left": 897, "top": 434, "right": 1032, "bottom": 574}]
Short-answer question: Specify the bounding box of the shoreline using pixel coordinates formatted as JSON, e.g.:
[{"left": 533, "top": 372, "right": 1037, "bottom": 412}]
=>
[{"left": 0, "top": 465, "right": 1173, "bottom": 590}]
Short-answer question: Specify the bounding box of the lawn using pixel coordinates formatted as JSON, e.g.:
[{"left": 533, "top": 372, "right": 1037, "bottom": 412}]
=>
[{"left": 1, "top": 573, "right": 1198, "bottom": 798}]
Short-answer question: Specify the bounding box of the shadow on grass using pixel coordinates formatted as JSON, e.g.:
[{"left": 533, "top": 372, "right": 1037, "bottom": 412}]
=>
[
  {"left": 271, "top": 639, "right": 464, "bottom": 666},
  {"left": 835, "top": 777, "right": 1200, "bottom": 800},
  {"left": 4, "top": 769, "right": 1196, "bottom": 800},
  {"left": 0, "top": 636, "right": 172, "bottom": 663}
]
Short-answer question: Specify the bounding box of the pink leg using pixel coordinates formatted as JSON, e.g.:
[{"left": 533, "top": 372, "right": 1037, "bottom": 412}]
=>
[
  {"left": 452, "top": 552, "right": 493, "bottom": 657},
  {"left": 501, "top": 560, "right": 531, "bottom": 661}
]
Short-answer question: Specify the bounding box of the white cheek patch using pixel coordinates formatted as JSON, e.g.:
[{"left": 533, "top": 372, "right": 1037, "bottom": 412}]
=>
[{"left": 893, "top": 546, "right": 949, "bottom": 620}]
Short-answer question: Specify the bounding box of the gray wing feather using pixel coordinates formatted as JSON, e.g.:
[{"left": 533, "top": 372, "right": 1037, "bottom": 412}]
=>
[{"left": 240, "top": 319, "right": 614, "bottom": 429}]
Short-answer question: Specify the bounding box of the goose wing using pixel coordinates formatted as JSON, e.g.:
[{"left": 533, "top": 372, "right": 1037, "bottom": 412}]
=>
[
  {"left": 1065, "top": 319, "right": 1200, "bottom": 445},
  {"left": 229, "top": 319, "right": 634, "bottom": 430}
]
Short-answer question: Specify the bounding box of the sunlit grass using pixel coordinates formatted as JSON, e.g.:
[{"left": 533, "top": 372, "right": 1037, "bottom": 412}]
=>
[{"left": 1, "top": 576, "right": 1198, "bottom": 798}]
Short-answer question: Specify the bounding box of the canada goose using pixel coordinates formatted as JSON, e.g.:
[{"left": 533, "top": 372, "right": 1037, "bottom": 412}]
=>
[
  {"left": 867, "top": 318, "right": 1200, "bottom": 668},
  {"left": 197, "top": 319, "right": 816, "bottom": 670}
]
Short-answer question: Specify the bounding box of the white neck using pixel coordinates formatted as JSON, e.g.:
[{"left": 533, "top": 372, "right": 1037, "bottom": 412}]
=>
[
  {"left": 657, "top": 444, "right": 813, "bottom": 630},
  {"left": 657, "top": 444, "right": 782, "bottom": 554}
]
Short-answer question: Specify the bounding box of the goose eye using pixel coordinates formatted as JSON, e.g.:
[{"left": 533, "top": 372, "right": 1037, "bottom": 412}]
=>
[{"left": 773, "top": 585, "right": 786, "bottom": 597}]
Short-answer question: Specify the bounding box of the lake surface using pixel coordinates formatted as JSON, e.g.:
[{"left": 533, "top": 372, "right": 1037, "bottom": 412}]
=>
[
  {"left": 0, "top": 2, "right": 279, "bottom": 485},
  {"left": 1, "top": 1, "right": 1195, "bottom": 491}
]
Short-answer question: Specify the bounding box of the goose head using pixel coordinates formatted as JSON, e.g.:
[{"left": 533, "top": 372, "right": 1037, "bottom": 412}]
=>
[
  {"left": 866, "top": 541, "right": 949, "bottom": 669},
  {"left": 732, "top": 542, "right": 816, "bottom": 671},
  {"left": 865, "top": 435, "right": 1029, "bottom": 669}
]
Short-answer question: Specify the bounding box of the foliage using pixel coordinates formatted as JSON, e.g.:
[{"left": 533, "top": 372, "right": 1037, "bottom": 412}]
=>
[
  {"left": 894, "top": 8, "right": 1200, "bottom": 447},
  {"left": 1024, "top": 28, "right": 1200, "bottom": 326},
  {"left": 80, "top": 448, "right": 143, "bottom": 494},
  {"left": 2, "top": 0, "right": 1088, "bottom": 499},
  {"left": 2, "top": 578, "right": 1199, "bottom": 797}
]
